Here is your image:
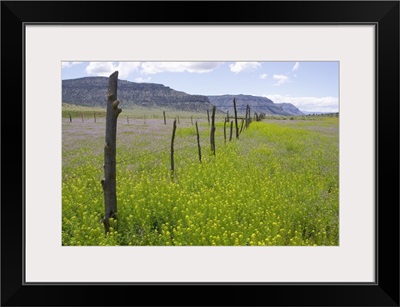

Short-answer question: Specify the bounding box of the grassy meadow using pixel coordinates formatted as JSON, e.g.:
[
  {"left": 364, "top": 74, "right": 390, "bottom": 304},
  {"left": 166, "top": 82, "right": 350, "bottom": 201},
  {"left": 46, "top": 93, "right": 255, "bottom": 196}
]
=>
[{"left": 62, "top": 104, "right": 339, "bottom": 246}]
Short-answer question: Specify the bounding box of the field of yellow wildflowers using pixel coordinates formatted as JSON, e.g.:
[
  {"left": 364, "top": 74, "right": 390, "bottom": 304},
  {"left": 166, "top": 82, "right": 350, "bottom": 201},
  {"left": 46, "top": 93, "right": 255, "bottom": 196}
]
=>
[{"left": 62, "top": 110, "right": 339, "bottom": 246}]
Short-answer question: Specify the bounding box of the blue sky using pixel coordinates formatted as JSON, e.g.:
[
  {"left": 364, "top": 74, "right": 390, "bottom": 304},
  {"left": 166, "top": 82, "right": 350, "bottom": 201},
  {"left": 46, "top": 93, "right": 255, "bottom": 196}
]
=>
[{"left": 62, "top": 61, "right": 339, "bottom": 113}]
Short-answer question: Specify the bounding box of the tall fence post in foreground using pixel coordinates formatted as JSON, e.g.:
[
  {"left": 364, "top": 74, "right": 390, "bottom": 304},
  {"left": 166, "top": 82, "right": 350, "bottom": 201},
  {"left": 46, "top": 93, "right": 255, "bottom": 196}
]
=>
[
  {"left": 163, "top": 111, "right": 166, "bottom": 125},
  {"left": 101, "top": 71, "right": 122, "bottom": 233},
  {"left": 195, "top": 121, "right": 202, "bottom": 163},
  {"left": 233, "top": 98, "right": 239, "bottom": 139},
  {"left": 210, "top": 106, "right": 216, "bottom": 156},
  {"left": 170, "top": 119, "right": 177, "bottom": 178}
]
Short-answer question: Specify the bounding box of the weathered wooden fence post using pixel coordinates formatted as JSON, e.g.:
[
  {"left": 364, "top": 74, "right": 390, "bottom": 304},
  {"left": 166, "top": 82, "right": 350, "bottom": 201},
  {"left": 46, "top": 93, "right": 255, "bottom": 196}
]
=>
[
  {"left": 170, "top": 119, "right": 177, "bottom": 177},
  {"left": 210, "top": 106, "right": 216, "bottom": 155},
  {"left": 223, "top": 117, "right": 227, "bottom": 144},
  {"left": 245, "top": 105, "right": 249, "bottom": 129},
  {"left": 101, "top": 71, "right": 122, "bottom": 233},
  {"left": 229, "top": 120, "right": 233, "bottom": 141},
  {"left": 144, "top": 115, "right": 146, "bottom": 124},
  {"left": 246, "top": 105, "right": 251, "bottom": 128},
  {"left": 207, "top": 109, "right": 210, "bottom": 125},
  {"left": 233, "top": 98, "right": 239, "bottom": 139},
  {"left": 239, "top": 118, "right": 245, "bottom": 135},
  {"left": 245, "top": 105, "right": 249, "bottom": 128},
  {"left": 81, "top": 113, "right": 84, "bottom": 123},
  {"left": 69, "top": 113, "right": 72, "bottom": 123},
  {"left": 195, "top": 121, "right": 202, "bottom": 163},
  {"left": 163, "top": 111, "right": 166, "bottom": 125},
  {"left": 94, "top": 112, "right": 96, "bottom": 123},
  {"left": 227, "top": 110, "right": 230, "bottom": 122}
]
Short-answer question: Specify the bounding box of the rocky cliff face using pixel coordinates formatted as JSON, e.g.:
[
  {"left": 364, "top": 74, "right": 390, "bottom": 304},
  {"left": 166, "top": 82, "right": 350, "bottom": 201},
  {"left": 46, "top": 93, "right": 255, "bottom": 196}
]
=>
[
  {"left": 275, "top": 103, "right": 304, "bottom": 115},
  {"left": 62, "top": 77, "right": 212, "bottom": 111},
  {"left": 62, "top": 77, "right": 304, "bottom": 115},
  {"left": 207, "top": 95, "right": 303, "bottom": 116}
]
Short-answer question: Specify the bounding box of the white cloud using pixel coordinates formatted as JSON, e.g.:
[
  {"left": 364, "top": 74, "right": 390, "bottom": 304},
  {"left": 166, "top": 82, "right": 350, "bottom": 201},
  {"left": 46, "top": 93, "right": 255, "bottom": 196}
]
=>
[
  {"left": 272, "top": 74, "right": 289, "bottom": 86},
  {"left": 229, "top": 62, "right": 261, "bottom": 73},
  {"left": 85, "top": 61, "right": 220, "bottom": 78},
  {"left": 134, "top": 76, "right": 151, "bottom": 83},
  {"left": 85, "top": 62, "right": 140, "bottom": 78},
  {"left": 115, "top": 62, "right": 141, "bottom": 78},
  {"left": 292, "top": 62, "right": 300, "bottom": 71},
  {"left": 85, "top": 62, "right": 119, "bottom": 76},
  {"left": 264, "top": 94, "right": 339, "bottom": 112},
  {"left": 140, "top": 62, "right": 222, "bottom": 74},
  {"left": 259, "top": 73, "right": 268, "bottom": 80},
  {"left": 62, "top": 62, "right": 82, "bottom": 68}
]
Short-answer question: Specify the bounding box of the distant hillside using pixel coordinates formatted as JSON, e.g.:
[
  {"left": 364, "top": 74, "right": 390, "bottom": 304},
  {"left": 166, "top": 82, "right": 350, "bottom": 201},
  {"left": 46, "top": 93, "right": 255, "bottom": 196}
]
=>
[
  {"left": 62, "top": 77, "right": 212, "bottom": 111},
  {"left": 275, "top": 103, "right": 304, "bottom": 115},
  {"left": 207, "top": 95, "right": 304, "bottom": 116}
]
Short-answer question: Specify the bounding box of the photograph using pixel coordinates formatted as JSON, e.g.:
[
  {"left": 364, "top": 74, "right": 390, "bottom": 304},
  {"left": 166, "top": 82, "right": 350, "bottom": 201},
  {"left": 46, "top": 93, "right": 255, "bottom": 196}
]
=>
[
  {"left": 62, "top": 61, "right": 339, "bottom": 246},
  {"left": 2, "top": 0, "right": 398, "bottom": 305}
]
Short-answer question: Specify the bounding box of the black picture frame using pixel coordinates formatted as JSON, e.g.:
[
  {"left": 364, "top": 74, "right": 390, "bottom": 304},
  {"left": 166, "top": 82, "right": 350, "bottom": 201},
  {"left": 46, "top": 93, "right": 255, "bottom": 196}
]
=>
[{"left": 1, "top": 1, "right": 399, "bottom": 306}]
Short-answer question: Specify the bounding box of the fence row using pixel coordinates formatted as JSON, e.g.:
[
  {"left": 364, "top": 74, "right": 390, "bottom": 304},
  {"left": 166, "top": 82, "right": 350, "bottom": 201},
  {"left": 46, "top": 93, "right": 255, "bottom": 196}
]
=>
[{"left": 64, "top": 71, "right": 265, "bottom": 233}]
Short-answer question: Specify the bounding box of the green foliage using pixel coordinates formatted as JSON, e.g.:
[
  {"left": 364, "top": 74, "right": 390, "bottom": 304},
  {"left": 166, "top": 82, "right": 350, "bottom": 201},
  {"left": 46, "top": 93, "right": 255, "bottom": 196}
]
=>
[{"left": 62, "top": 115, "right": 339, "bottom": 246}]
